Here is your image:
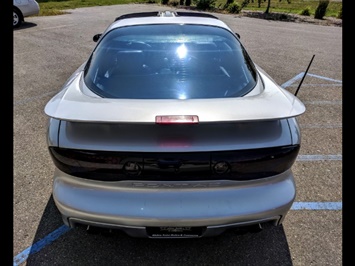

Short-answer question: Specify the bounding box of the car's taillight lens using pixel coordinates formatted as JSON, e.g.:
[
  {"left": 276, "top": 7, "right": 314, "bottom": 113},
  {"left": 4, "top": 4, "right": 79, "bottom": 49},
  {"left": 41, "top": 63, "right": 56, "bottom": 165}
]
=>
[
  {"left": 49, "top": 145, "right": 299, "bottom": 181},
  {"left": 155, "top": 115, "right": 199, "bottom": 124}
]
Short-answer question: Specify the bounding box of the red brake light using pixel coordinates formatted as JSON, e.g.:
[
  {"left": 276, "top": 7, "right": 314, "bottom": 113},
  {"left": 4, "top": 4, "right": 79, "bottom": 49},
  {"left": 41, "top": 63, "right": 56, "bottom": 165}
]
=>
[{"left": 155, "top": 115, "right": 199, "bottom": 124}]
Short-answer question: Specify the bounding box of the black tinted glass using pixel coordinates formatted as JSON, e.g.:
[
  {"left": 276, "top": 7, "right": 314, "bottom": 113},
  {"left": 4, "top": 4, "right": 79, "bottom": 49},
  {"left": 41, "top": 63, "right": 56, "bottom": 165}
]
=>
[{"left": 84, "top": 24, "right": 257, "bottom": 99}]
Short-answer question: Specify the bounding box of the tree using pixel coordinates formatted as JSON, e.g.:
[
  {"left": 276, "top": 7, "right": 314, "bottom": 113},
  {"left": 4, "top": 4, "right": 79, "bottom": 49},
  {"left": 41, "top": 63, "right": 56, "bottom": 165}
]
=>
[
  {"left": 224, "top": 0, "right": 233, "bottom": 9},
  {"left": 314, "top": 0, "right": 329, "bottom": 19},
  {"left": 265, "top": 0, "right": 271, "bottom": 13}
]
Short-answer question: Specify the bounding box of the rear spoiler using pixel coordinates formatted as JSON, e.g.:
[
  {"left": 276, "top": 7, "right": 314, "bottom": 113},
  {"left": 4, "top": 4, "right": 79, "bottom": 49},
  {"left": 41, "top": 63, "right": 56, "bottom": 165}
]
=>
[
  {"left": 114, "top": 11, "right": 218, "bottom": 21},
  {"left": 44, "top": 69, "right": 305, "bottom": 123}
]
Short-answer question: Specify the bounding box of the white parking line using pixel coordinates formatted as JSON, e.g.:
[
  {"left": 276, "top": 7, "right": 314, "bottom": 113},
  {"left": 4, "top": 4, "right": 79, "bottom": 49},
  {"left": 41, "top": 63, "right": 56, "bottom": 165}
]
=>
[
  {"left": 286, "top": 83, "right": 342, "bottom": 87},
  {"left": 14, "top": 24, "right": 76, "bottom": 34},
  {"left": 14, "top": 91, "right": 58, "bottom": 106},
  {"left": 303, "top": 100, "right": 342, "bottom": 105},
  {"left": 14, "top": 73, "right": 342, "bottom": 107},
  {"left": 300, "top": 124, "right": 342, "bottom": 129}
]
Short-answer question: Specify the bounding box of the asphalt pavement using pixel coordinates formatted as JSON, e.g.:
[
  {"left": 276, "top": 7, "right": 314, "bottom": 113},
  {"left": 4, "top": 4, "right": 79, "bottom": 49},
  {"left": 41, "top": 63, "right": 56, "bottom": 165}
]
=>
[{"left": 13, "top": 4, "right": 342, "bottom": 265}]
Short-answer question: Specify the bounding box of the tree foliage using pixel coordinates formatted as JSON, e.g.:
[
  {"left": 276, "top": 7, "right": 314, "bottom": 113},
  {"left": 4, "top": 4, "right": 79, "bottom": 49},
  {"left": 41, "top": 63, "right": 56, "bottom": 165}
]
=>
[
  {"left": 314, "top": 0, "right": 329, "bottom": 19},
  {"left": 193, "top": 0, "right": 216, "bottom": 10}
]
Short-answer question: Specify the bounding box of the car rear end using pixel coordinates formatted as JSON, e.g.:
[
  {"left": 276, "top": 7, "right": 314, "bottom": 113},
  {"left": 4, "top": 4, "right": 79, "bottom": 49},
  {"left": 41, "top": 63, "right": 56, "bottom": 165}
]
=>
[
  {"left": 47, "top": 114, "right": 301, "bottom": 237},
  {"left": 45, "top": 11, "right": 304, "bottom": 238}
]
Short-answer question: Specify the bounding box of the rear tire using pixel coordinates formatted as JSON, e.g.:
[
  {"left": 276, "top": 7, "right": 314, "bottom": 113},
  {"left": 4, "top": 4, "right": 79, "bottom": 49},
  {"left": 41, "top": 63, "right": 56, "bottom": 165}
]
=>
[{"left": 13, "top": 8, "right": 22, "bottom": 28}]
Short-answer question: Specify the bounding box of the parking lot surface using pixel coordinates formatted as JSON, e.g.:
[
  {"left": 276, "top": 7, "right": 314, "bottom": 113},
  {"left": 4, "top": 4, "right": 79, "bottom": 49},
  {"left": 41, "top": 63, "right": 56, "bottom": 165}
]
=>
[{"left": 14, "top": 4, "right": 342, "bottom": 265}]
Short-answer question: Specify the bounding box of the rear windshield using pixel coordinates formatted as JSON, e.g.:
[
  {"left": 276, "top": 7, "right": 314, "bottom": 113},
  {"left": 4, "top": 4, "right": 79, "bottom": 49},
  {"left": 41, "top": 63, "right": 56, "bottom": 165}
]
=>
[{"left": 84, "top": 24, "right": 257, "bottom": 99}]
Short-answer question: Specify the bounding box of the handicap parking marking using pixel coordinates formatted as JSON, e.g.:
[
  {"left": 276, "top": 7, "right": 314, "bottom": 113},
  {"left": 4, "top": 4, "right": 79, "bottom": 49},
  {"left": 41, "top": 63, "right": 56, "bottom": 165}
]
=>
[{"left": 13, "top": 225, "right": 72, "bottom": 266}]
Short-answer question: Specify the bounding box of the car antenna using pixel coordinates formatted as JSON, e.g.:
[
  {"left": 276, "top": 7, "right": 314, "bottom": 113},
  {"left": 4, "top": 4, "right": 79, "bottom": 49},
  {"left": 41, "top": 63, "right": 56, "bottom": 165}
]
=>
[{"left": 294, "top": 54, "right": 315, "bottom": 97}]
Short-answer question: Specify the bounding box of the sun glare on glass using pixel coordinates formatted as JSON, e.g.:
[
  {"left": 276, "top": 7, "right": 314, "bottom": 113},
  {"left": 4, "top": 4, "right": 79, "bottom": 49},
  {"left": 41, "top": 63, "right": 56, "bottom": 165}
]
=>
[{"left": 176, "top": 44, "right": 188, "bottom": 59}]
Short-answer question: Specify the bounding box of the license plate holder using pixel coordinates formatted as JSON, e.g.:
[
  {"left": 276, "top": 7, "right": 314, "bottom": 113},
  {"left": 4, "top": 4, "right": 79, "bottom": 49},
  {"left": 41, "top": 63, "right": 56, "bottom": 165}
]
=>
[{"left": 146, "top": 226, "right": 206, "bottom": 238}]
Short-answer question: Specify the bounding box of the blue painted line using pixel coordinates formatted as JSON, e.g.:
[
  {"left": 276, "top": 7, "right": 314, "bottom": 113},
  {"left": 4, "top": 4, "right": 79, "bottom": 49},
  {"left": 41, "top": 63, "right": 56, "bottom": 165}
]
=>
[
  {"left": 281, "top": 72, "right": 304, "bottom": 88},
  {"left": 13, "top": 225, "right": 71, "bottom": 266},
  {"left": 306, "top": 73, "right": 342, "bottom": 83},
  {"left": 291, "top": 202, "right": 342, "bottom": 210},
  {"left": 281, "top": 72, "right": 342, "bottom": 88}
]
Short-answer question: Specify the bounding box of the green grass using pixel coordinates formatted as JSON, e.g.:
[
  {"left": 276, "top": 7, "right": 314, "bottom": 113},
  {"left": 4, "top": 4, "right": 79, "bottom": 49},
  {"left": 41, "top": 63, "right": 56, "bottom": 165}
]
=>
[
  {"left": 36, "top": 0, "right": 342, "bottom": 18},
  {"left": 36, "top": 0, "right": 149, "bottom": 16},
  {"left": 221, "top": 0, "right": 342, "bottom": 18}
]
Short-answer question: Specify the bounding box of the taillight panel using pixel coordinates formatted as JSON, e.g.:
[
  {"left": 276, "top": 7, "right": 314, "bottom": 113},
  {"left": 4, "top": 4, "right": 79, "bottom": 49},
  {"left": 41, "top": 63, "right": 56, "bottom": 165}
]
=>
[{"left": 49, "top": 145, "right": 300, "bottom": 181}]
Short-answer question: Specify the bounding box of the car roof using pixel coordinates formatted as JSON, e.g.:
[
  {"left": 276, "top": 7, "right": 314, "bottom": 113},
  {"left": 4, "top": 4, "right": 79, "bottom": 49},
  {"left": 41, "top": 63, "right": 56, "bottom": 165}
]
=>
[{"left": 104, "top": 11, "right": 231, "bottom": 32}]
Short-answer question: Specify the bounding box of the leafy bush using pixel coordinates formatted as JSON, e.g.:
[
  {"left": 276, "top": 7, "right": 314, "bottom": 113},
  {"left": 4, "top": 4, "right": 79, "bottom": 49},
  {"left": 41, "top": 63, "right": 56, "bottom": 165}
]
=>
[
  {"left": 279, "top": 13, "right": 288, "bottom": 20},
  {"left": 300, "top": 7, "right": 310, "bottom": 16},
  {"left": 241, "top": 0, "right": 250, "bottom": 9},
  {"left": 161, "top": 0, "right": 169, "bottom": 4},
  {"left": 169, "top": 0, "right": 179, "bottom": 5},
  {"left": 185, "top": 0, "right": 191, "bottom": 5},
  {"left": 224, "top": 0, "right": 248, "bottom": 12},
  {"left": 223, "top": 0, "right": 233, "bottom": 9},
  {"left": 227, "top": 2, "right": 241, "bottom": 13},
  {"left": 314, "top": 0, "right": 329, "bottom": 19},
  {"left": 193, "top": 0, "right": 216, "bottom": 10}
]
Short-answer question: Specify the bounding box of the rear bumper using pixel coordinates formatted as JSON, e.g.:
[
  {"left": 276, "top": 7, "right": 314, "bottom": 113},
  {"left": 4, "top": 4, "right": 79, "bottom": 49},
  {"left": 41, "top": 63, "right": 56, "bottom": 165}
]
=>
[{"left": 53, "top": 168, "right": 296, "bottom": 237}]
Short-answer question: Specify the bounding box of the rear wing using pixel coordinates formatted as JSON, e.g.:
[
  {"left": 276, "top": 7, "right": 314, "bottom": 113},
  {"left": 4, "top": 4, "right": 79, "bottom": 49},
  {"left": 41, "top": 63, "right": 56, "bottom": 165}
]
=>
[
  {"left": 44, "top": 69, "right": 305, "bottom": 123},
  {"left": 114, "top": 11, "right": 219, "bottom": 21}
]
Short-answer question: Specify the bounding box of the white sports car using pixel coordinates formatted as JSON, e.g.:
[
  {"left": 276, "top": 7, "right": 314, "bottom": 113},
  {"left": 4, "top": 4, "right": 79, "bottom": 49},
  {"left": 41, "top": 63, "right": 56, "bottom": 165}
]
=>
[{"left": 45, "top": 11, "right": 305, "bottom": 238}]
